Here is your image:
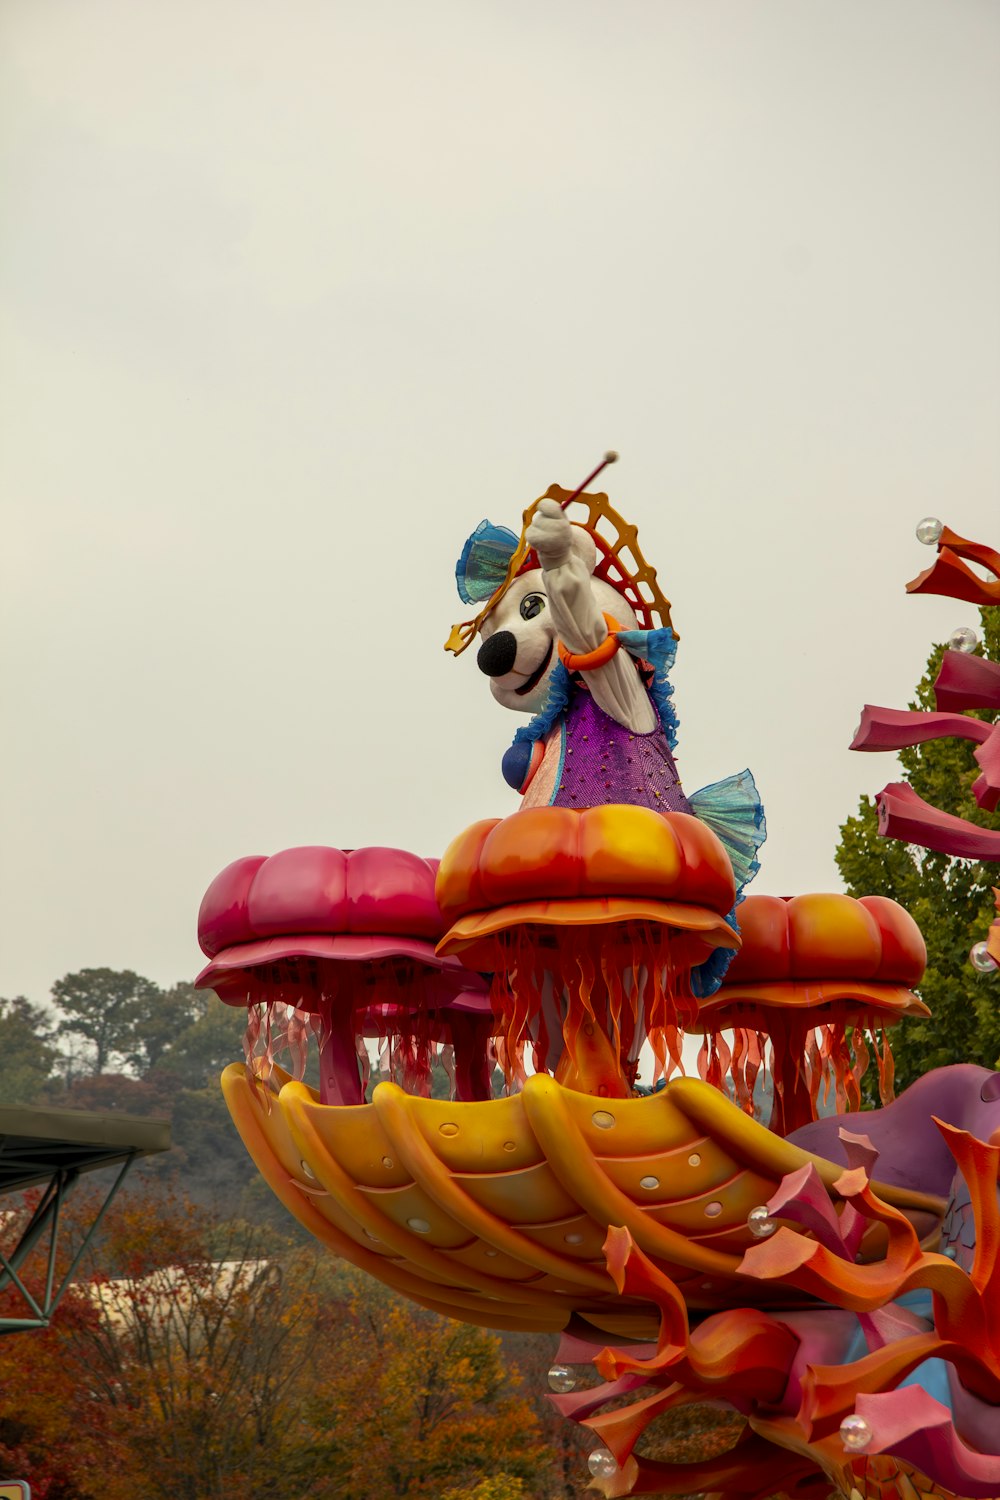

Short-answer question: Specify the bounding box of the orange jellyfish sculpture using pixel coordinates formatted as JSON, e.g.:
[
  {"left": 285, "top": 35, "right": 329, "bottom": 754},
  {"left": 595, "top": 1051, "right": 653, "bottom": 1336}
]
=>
[
  {"left": 435, "top": 802, "right": 739, "bottom": 1098},
  {"left": 692, "top": 891, "right": 928, "bottom": 1134}
]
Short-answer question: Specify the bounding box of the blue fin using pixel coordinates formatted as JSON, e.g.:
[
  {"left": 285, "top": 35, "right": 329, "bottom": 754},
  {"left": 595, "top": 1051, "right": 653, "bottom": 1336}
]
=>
[{"left": 689, "top": 769, "right": 766, "bottom": 900}]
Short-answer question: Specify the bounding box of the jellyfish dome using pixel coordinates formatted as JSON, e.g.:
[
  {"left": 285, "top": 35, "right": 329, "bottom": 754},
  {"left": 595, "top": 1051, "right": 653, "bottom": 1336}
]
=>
[
  {"left": 693, "top": 891, "right": 927, "bottom": 1133},
  {"left": 196, "top": 844, "right": 491, "bottom": 1103},
  {"left": 436, "top": 803, "right": 738, "bottom": 1096}
]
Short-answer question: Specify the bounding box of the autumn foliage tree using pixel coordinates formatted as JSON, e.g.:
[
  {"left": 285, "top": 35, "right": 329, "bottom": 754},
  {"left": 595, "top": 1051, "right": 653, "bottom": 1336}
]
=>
[
  {"left": 290, "top": 1278, "right": 550, "bottom": 1498},
  {"left": 498, "top": 1331, "right": 596, "bottom": 1496},
  {"left": 0, "top": 1294, "right": 125, "bottom": 1500},
  {"left": 0, "top": 1181, "right": 560, "bottom": 1499}
]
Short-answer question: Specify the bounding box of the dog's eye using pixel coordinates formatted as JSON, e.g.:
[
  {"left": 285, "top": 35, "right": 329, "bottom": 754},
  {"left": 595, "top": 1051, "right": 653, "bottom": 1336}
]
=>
[{"left": 520, "top": 593, "right": 546, "bottom": 621}]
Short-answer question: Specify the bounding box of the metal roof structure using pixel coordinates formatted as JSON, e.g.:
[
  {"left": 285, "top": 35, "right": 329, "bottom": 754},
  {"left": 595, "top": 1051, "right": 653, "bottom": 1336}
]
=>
[{"left": 0, "top": 1104, "right": 170, "bottom": 1334}]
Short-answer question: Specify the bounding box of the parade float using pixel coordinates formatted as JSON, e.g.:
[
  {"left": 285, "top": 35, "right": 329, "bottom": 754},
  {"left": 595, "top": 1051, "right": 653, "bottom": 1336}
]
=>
[{"left": 196, "top": 457, "right": 1000, "bottom": 1499}]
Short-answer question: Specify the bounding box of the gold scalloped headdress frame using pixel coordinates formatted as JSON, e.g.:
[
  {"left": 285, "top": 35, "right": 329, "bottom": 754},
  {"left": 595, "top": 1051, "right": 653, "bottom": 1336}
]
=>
[{"left": 445, "top": 455, "right": 677, "bottom": 656}]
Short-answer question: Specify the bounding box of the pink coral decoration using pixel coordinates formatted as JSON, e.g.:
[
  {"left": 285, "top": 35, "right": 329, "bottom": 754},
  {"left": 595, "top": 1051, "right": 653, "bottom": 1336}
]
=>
[
  {"left": 853, "top": 527, "right": 1000, "bottom": 866},
  {"left": 854, "top": 1386, "right": 1000, "bottom": 1498},
  {"left": 874, "top": 783, "right": 1000, "bottom": 862}
]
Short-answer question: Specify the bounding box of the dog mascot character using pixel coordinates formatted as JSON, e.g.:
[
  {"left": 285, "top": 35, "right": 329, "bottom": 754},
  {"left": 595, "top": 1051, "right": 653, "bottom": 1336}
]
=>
[{"left": 447, "top": 472, "right": 767, "bottom": 995}]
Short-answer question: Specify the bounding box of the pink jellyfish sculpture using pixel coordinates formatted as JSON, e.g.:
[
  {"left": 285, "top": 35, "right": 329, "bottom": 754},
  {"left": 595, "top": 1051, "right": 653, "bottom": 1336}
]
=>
[{"left": 196, "top": 845, "right": 492, "bottom": 1104}]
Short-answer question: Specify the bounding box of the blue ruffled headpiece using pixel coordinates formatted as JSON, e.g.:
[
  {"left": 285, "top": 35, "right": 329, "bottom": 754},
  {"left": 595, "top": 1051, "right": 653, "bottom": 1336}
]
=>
[{"left": 455, "top": 520, "right": 520, "bottom": 605}]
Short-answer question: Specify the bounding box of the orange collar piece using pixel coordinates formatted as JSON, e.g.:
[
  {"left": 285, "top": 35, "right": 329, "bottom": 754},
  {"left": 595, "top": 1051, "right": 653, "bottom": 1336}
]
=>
[{"left": 558, "top": 614, "right": 625, "bottom": 674}]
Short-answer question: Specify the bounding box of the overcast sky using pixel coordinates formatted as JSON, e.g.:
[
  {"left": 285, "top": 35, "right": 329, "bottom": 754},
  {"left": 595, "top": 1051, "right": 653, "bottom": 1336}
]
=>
[{"left": 2, "top": 0, "right": 998, "bottom": 1008}]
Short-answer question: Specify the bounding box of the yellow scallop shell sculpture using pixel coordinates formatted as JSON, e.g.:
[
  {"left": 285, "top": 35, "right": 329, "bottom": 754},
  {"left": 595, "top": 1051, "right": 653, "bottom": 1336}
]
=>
[{"left": 222, "top": 1064, "right": 943, "bottom": 1341}]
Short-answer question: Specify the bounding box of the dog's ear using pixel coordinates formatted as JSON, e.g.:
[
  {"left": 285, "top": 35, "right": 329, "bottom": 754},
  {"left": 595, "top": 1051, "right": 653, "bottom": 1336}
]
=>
[{"left": 568, "top": 523, "right": 598, "bottom": 574}]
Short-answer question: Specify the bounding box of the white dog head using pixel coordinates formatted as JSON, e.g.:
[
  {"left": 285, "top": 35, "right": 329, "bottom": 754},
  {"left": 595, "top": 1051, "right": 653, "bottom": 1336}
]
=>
[{"left": 475, "top": 524, "right": 639, "bottom": 714}]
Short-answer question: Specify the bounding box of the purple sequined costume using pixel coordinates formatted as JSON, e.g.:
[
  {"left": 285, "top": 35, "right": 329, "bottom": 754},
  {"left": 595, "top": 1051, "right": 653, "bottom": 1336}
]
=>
[{"left": 522, "top": 685, "right": 692, "bottom": 814}]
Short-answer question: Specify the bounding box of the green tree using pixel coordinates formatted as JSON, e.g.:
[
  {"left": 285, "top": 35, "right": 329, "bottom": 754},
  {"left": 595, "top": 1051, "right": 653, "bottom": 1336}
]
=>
[
  {"left": 52, "top": 968, "right": 160, "bottom": 1076},
  {"left": 836, "top": 605, "right": 1000, "bottom": 1092},
  {"left": 126, "top": 980, "right": 205, "bottom": 1075},
  {"left": 154, "top": 990, "right": 246, "bottom": 1090},
  {"left": 166, "top": 1084, "right": 262, "bottom": 1213},
  {"left": 0, "top": 996, "right": 57, "bottom": 1103}
]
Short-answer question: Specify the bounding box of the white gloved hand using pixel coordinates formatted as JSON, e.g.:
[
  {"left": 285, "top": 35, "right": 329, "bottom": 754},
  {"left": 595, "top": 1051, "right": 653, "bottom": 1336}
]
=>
[{"left": 526, "top": 498, "right": 574, "bottom": 570}]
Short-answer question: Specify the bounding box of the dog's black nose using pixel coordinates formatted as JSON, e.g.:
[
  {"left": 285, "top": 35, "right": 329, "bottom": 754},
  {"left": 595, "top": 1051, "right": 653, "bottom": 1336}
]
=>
[{"left": 477, "top": 631, "right": 518, "bottom": 677}]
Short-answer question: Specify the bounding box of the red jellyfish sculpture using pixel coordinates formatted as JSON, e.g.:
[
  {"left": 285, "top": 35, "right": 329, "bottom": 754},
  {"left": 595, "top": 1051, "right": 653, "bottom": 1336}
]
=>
[{"left": 196, "top": 845, "right": 492, "bottom": 1105}]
